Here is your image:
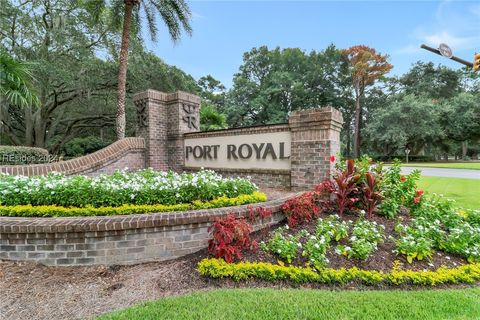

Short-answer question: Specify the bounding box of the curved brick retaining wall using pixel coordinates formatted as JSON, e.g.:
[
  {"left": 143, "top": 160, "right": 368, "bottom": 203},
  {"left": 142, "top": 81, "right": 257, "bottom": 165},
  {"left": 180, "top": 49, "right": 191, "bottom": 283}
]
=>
[
  {"left": 0, "top": 194, "right": 295, "bottom": 266},
  {"left": 0, "top": 138, "right": 145, "bottom": 177}
]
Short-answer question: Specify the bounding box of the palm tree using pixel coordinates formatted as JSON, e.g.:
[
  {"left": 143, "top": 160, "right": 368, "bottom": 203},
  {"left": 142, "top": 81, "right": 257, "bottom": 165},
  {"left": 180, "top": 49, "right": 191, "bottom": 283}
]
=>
[
  {"left": 0, "top": 51, "right": 39, "bottom": 107},
  {"left": 113, "top": 0, "right": 192, "bottom": 140}
]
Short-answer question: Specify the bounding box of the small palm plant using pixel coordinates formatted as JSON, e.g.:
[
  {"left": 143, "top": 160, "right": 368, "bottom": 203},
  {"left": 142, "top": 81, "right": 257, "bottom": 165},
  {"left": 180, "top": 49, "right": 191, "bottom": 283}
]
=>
[{"left": 0, "top": 51, "right": 39, "bottom": 107}]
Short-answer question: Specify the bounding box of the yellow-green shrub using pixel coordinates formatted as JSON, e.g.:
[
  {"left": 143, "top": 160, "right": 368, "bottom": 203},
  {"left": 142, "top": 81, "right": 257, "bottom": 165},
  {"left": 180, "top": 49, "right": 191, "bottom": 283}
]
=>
[
  {"left": 0, "top": 192, "right": 267, "bottom": 217},
  {"left": 197, "top": 258, "right": 480, "bottom": 286}
]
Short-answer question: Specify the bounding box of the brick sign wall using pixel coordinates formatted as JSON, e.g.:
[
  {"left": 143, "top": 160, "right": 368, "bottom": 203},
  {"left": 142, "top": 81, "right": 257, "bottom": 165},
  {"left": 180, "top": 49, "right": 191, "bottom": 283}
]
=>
[
  {"left": 0, "top": 89, "right": 343, "bottom": 190},
  {"left": 134, "top": 89, "right": 343, "bottom": 191}
]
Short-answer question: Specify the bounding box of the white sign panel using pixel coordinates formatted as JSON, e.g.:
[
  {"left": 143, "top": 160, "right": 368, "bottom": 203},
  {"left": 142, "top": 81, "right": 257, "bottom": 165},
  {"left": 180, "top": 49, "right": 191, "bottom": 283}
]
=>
[{"left": 184, "top": 131, "right": 291, "bottom": 170}]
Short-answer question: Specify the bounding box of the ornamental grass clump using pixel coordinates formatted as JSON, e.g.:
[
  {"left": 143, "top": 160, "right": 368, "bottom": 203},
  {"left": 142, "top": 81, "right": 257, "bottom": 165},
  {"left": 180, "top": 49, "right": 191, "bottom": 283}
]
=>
[{"left": 0, "top": 169, "right": 257, "bottom": 207}]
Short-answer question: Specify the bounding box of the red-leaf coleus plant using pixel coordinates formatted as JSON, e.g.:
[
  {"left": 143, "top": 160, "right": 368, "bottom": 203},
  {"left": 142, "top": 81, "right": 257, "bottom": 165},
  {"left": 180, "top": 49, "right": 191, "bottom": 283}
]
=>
[
  {"left": 362, "top": 172, "right": 382, "bottom": 218},
  {"left": 281, "top": 192, "right": 320, "bottom": 227},
  {"left": 208, "top": 214, "right": 257, "bottom": 263},
  {"left": 331, "top": 159, "right": 361, "bottom": 216},
  {"left": 248, "top": 206, "right": 273, "bottom": 224}
]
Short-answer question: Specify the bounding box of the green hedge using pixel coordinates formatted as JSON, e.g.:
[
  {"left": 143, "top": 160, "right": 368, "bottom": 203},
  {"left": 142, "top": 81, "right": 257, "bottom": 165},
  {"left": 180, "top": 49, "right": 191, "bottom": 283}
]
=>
[
  {"left": 0, "top": 145, "right": 50, "bottom": 165},
  {"left": 0, "top": 192, "right": 267, "bottom": 217},
  {"left": 198, "top": 258, "right": 480, "bottom": 286}
]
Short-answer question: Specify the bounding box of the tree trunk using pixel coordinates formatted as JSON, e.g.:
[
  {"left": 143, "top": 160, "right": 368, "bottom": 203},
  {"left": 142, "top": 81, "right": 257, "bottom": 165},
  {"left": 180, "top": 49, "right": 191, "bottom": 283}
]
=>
[
  {"left": 346, "top": 129, "right": 351, "bottom": 157},
  {"left": 24, "top": 107, "right": 34, "bottom": 146},
  {"left": 461, "top": 141, "right": 468, "bottom": 160},
  {"left": 116, "top": 1, "right": 135, "bottom": 140},
  {"left": 353, "top": 86, "right": 362, "bottom": 158}
]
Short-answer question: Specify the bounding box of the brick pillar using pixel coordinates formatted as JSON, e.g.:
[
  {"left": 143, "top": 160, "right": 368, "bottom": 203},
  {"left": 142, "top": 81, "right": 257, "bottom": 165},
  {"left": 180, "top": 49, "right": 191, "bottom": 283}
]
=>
[
  {"left": 289, "top": 107, "right": 343, "bottom": 191},
  {"left": 133, "top": 89, "right": 200, "bottom": 171},
  {"left": 165, "top": 91, "right": 201, "bottom": 171}
]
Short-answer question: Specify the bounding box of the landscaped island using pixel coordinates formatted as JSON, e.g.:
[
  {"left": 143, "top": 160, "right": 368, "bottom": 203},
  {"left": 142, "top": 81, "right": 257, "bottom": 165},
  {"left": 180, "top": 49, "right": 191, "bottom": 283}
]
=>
[
  {"left": 199, "top": 159, "right": 480, "bottom": 286},
  {"left": 0, "top": 169, "right": 266, "bottom": 217}
]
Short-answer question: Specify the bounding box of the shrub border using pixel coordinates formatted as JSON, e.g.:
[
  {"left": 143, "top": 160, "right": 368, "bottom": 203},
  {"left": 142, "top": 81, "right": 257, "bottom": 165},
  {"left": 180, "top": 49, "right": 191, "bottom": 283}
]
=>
[
  {"left": 0, "top": 192, "right": 267, "bottom": 218},
  {"left": 198, "top": 258, "right": 480, "bottom": 286},
  {"left": 0, "top": 193, "right": 297, "bottom": 234}
]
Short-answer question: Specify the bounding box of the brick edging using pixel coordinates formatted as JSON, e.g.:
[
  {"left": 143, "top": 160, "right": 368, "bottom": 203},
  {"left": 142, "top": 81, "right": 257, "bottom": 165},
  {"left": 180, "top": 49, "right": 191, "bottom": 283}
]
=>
[{"left": 0, "top": 194, "right": 297, "bottom": 234}]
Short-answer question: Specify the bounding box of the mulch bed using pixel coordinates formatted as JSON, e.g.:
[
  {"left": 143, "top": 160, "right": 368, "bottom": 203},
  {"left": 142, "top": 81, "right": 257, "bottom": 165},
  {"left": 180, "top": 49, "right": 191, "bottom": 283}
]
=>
[
  {"left": 242, "top": 209, "right": 466, "bottom": 272},
  {"left": 0, "top": 191, "right": 476, "bottom": 320}
]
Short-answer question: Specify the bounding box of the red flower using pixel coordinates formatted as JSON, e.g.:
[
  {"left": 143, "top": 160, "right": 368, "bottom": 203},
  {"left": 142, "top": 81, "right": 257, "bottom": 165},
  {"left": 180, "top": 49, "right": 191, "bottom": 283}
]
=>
[
  {"left": 414, "top": 197, "right": 421, "bottom": 204},
  {"left": 400, "top": 176, "right": 406, "bottom": 182},
  {"left": 416, "top": 189, "right": 424, "bottom": 196},
  {"left": 330, "top": 155, "right": 335, "bottom": 163}
]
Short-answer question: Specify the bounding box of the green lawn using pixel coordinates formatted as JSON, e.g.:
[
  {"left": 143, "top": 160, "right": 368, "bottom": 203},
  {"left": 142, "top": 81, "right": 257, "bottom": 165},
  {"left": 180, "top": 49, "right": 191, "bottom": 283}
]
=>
[
  {"left": 417, "top": 176, "right": 480, "bottom": 209},
  {"left": 99, "top": 288, "right": 480, "bottom": 320},
  {"left": 402, "top": 162, "right": 480, "bottom": 170}
]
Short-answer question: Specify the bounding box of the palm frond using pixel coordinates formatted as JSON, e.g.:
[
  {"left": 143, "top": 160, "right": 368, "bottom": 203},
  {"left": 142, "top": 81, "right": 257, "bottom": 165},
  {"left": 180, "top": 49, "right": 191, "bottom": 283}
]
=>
[
  {"left": 149, "top": 0, "right": 192, "bottom": 42},
  {"left": 0, "top": 51, "right": 39, "bottom": 107},
  {"left": 142, "top": 1, "right": 158, "bottom": 41}
]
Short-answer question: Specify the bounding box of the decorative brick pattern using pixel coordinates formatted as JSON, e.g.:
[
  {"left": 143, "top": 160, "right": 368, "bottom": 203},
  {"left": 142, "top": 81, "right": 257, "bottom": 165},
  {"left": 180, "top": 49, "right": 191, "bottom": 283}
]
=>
[
  {"left": 133, "top": 90, "right": 201, "bottom": 172},
  {"left": 0, "top": 138, "right": 146, "bottom": 176},
  {"left": 0, "top": 194, "right": 294, "bottom": 266}
]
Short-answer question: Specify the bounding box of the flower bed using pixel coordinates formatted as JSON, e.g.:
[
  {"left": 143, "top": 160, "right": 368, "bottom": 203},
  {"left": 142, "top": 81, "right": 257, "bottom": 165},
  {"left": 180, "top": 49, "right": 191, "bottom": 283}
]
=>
[
  {"left": 0, "top": 169, "right": 266, "bottom": 217},
  {"left": 199, "top": 158, "right": 480, "bottom": 286}
]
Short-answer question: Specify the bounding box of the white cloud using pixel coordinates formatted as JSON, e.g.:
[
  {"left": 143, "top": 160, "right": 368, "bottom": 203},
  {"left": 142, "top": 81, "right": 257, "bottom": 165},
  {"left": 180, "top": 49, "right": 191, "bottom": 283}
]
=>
[
  {"left": 423, "top": 31, "right": 480, "bottom": 50},
  {"left": 394, "top": 1, "right": 480, "bottom": 56}
]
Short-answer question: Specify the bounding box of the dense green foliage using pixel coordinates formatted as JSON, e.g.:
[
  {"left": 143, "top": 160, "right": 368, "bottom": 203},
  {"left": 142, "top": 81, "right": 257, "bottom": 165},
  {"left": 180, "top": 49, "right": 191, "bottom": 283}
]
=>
[
  {"left": 99, "top": 288, "right": 480, "bottom": 320},
  {"left": 0, "top": 192, "right": 267, "bottom": 217},
  {"left": 0, "top": 0, "right": 200, "bottom": 151},
  {"left": 62, "top": 136, "right": 112, "bottom": 157},
  {"left": 0, "top": 169, "right": 257, "bottom": 207},
  {"left": 224, "top": 45, "right": 352, "bottom": 128},
  {"left": 0, "top": 145, "right": 49, "bottom": 165}
]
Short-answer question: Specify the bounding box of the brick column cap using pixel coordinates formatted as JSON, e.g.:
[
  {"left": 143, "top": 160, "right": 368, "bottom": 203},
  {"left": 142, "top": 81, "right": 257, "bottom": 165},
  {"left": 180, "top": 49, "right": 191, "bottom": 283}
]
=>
[
  {"left": 289, "top": 107, "right": 343, "bottom": 131},
  {"left": 133, "top": 89, "right": 200, "bottom": 105}
]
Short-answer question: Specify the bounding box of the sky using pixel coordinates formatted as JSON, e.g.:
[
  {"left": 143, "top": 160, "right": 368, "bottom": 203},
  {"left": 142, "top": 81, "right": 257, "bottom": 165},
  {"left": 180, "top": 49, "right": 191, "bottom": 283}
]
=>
[{"left": 145, "top": 0, "right": 480, "bottom": 88}]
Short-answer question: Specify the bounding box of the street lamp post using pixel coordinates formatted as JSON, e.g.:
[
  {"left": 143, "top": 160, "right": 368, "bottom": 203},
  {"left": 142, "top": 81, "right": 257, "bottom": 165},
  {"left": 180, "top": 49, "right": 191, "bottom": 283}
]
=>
[{"left": 405, "top": 148, "right": 411, "bottom": 164}]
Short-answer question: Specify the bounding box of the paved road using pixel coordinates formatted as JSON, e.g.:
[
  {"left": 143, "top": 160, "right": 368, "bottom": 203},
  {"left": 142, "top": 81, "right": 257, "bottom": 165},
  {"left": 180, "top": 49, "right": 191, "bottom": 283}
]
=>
[{"left": 399, "top": 166, "right": 480, "bottom": 179}]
